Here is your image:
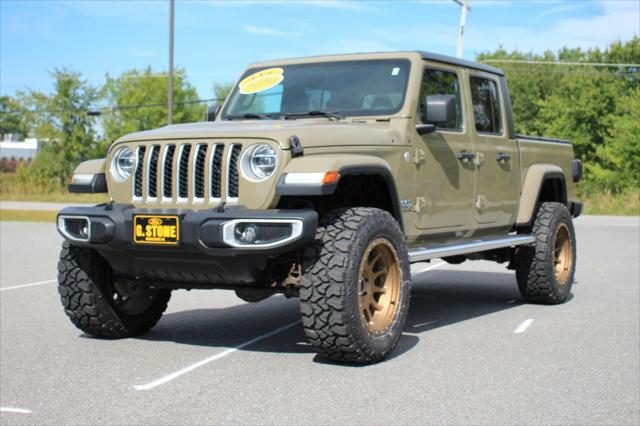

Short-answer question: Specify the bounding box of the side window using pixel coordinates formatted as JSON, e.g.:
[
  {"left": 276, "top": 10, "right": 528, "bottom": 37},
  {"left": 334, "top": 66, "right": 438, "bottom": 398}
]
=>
[
  {"left": 470, "top": 77, "right": 502, "bottom": 134},
  {"left": 419, "top": 68, "right": 463, "bottom": 131}
]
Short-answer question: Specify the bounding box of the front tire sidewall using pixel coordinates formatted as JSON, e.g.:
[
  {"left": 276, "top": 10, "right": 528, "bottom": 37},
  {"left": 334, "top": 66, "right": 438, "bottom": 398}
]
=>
[
  {"left": 343, "top": 214, "right": 411, "bottom": 356},
  {"left": 300, "top": 208, "right": 411, "bottom": 363},
  {"left": 58, "top": 242, "right": 170, "bottom": 338}
]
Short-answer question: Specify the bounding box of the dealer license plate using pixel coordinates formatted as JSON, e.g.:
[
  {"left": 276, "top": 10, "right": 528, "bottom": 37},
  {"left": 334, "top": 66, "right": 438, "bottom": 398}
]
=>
[{"left": 133, "top": 215, "right": 179, "bottom": 245}]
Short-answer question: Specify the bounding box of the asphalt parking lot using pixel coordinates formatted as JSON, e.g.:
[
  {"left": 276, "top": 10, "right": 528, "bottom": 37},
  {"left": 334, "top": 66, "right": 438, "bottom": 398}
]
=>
[{"left": 1, "top": 215, "right": 638, "bottom": 425}]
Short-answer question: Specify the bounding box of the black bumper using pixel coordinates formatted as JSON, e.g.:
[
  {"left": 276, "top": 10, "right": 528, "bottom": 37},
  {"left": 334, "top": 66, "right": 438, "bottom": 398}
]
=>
[{"left": 57, "top": 204, "right": 318, "bottom": 286}]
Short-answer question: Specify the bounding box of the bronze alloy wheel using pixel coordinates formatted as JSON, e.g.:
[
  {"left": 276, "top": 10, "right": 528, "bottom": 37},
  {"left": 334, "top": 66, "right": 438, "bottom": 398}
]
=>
[
  {"left": 554, "top": 223, "right": 573, "bottom": 285},
  {"left": 358, "top": 238, "right": 402, "bottom": 334}
]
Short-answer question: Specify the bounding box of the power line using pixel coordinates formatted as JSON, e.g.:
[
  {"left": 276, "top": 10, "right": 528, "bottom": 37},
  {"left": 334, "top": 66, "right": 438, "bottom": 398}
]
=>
[{"left": 1, "top": 97, "right": 226, "bottom": 117}]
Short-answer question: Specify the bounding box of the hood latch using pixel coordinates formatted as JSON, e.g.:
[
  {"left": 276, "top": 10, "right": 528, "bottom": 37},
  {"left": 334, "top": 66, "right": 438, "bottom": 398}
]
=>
[{"left": 289, "top": 135, "right": 304, "bottom": 158}]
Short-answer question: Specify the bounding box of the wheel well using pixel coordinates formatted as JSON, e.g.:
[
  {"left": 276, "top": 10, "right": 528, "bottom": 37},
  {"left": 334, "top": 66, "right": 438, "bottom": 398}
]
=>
[
  {"left": 537, "top": 176, "right": 567, "bottom": 205},
  {"left": 516, "top": 174, "right": 568, "bottom": 232},
  {"left": 276, "top": 173, "right": 403, "bottom": 230}
]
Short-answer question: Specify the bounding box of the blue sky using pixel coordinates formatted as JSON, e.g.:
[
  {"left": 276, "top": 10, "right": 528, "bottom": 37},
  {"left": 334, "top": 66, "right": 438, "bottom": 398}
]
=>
[{"left": 1, "top": 0, "right": 638, "bottom": 99}]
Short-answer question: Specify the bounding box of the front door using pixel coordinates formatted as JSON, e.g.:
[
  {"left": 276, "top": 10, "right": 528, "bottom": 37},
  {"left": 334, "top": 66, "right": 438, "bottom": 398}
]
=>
[
  {"left": 466, "top": 72, "right": 520, "bottom": 228},
  {"left": 413, "top": 65, "right": 475, "bottom": 233}
]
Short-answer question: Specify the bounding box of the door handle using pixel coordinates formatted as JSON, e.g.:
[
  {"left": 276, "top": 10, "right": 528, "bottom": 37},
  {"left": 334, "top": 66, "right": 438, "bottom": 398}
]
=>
[
  {"left": 496, "top": 153, "right": 512, "bottom": 163},
  {"left": 456, "top": 151, "right": 476, "bottom": 164}
]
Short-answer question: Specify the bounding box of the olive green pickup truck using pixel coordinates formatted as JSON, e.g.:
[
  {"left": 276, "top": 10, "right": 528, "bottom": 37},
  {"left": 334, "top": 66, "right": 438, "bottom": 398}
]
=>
[{"left": 57, "top": 51, "right": 582, "bottom": 364}]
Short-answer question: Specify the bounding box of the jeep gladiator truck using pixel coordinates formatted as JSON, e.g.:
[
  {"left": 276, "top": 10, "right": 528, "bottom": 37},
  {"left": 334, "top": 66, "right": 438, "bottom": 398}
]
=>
[{"left": 57, "top": 51, "right": 582, "bottom": 364}]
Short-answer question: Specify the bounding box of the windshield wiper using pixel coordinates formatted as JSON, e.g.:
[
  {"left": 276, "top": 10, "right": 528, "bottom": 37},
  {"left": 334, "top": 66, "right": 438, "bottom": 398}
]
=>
[
  {"left": 283, "top": 110, "right": 344, "bottom": 121},
  {"left": 224, "top": 113, "right": 271, "bottom": 120}
]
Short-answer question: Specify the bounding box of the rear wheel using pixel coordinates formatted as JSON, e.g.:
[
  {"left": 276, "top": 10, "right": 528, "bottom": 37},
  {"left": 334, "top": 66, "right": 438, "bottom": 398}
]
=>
[
  {"left": 515, "top": 202, "right": 576, "bottom": 304},
  {"left": 58, "top": 242, "right": 171, "bottom": 337},
  {"left": 299, "top": 208, "right": 411, "bottom": 364}
]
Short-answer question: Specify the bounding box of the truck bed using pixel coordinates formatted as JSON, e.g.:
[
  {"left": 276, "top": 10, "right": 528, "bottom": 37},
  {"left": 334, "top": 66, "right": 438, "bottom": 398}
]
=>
[{"left": 517, "top": 133, "right": 576, "bottom": 202}]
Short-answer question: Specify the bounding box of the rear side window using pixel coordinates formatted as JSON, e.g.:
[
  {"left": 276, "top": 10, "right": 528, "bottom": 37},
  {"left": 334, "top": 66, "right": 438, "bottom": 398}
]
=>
[
  {"left": 470, "top": 77, "right": 502, "bottom": 134},
  {"left": 419, "top": 69, "right": 463, "bottom": 130}
]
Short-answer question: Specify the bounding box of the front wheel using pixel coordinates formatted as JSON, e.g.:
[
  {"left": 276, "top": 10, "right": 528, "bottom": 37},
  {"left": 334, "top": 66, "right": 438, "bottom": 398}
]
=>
[
  {"left": 299, "top": 208, "right": 411, "bottom": 364},
  {"left": 57, "top": 242, "right": 171, "bottom": 338}
]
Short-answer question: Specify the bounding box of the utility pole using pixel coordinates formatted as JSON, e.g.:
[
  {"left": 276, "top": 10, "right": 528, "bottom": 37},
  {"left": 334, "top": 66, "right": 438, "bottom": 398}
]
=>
[
  {"left": 453, "top": 0, "right": 471, "bottom": 59},
  {"left": 168, "top": 0, "right": 174, "bottom": 124}
]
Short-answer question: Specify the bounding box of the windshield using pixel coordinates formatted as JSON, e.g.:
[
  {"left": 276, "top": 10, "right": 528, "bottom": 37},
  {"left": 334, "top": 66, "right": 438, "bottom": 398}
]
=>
[{"left": 221, "top": 59, "right": 411, "bottom": 119}]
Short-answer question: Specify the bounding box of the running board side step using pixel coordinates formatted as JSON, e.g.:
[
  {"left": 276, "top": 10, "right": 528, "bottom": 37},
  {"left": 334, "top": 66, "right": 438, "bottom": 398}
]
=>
[{"left": 408, "top": 235, "right": 535, "bottom": 263}]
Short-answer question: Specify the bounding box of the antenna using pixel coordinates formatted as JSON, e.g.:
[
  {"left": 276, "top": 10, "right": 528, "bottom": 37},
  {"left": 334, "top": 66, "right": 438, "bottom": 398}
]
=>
[{"left": 452, "top": 0, "right": 471, "bottom": 59}]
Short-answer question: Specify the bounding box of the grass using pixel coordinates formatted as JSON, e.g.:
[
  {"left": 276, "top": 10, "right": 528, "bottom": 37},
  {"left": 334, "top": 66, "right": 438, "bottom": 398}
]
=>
[
  {"left": 0, "top": 173, "right": 108, "bottom": 204},
  {"left": 578, "top": 189, "right": 640, "bottom": 216},
  {"left": 0, "top": 209, "right": 57, "bottom": 222}
]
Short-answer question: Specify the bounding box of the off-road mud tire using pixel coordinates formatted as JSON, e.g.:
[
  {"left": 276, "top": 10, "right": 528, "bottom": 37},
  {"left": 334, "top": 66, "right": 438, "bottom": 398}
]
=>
[
  {"left": 515, "top": 202, "right": 576, "bottom": 304},
  {"left": 58, "top": 242, "right": 171, "bottom": 337},
  {"left": 299, "top": 207, "right": 411, "bottom": 364}
]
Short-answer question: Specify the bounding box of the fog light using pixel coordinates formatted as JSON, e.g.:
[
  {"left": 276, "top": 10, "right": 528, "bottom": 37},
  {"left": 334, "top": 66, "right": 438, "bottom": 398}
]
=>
[
  {"left": 235, "top": 224, "right": 258, "bottom": 243},
  {"left": 58, "top": 216, "right": 91, "bottom": 242},
  {"left": 221, "top": 219, "right": 304, "bottom": 248}
]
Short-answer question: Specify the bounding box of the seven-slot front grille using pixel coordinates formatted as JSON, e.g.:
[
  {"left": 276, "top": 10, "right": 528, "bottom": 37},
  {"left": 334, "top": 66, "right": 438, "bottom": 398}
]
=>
[{"left": 131, "top": 142, "right": 243, "bottom": 204}]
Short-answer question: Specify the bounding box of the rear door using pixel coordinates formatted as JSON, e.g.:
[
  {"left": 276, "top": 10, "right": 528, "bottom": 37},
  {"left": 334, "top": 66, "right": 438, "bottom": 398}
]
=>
[{"left": 466, "top": 72, "right": 520, "bottom": 229}]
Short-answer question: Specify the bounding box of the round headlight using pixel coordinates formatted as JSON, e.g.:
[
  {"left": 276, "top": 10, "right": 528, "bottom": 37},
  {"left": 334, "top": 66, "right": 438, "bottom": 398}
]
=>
[
  {"left": 111, "top": 147, "right": 135, "bottom": 181},
  {"left": 242, "top": 144, "right": 277, "bottom": 181}
]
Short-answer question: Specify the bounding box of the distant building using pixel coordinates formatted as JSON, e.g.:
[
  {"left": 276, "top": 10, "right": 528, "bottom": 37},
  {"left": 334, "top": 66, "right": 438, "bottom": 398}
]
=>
[{"left": 0, "top": 134, "right": 40, "bottom": 172}]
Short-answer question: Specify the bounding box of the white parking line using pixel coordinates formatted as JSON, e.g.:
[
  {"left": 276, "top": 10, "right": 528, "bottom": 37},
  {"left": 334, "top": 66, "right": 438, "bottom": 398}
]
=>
[
  {"left": 413, "top": 262, "right": 446, "bottom": 275},
  {"left": 134, "top": 320, "right": 301, "bottom": 391},
  {"left": 0, "top": 279, "right": 56, "bottom": 292},
  {"left": 0, "top": 407, "right": 32, "bottom": 414},
  {"left": 514, "top": 318, "right": 534, "bottom": 334}
]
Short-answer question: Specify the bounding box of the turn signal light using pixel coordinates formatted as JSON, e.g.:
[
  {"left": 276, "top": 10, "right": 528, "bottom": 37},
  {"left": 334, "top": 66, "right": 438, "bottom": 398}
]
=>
[{"left": 322, "top": 171, "right": 340, "bottom": 185}]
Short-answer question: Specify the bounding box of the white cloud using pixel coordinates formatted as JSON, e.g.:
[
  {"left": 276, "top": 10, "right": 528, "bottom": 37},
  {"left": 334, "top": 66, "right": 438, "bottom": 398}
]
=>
[
  {"left": 242, "top": 25, "right": 300, "bottom": 37},
  {"left": 537, "top": 3, "right": 576, "bottom": 17},
  {"left": 464, "top": 0, "right": 639, "bottom": 55}
]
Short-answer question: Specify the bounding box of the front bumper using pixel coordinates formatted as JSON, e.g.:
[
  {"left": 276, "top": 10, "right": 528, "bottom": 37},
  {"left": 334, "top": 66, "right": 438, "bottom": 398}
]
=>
[{"left": 56, "top": 204, "right": 318, "bottom": 286}]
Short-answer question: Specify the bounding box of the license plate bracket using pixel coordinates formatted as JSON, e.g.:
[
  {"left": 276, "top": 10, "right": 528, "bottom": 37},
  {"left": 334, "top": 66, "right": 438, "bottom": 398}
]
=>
[{"left": 133, "top": 215, "right": 180, "bottom": 245}]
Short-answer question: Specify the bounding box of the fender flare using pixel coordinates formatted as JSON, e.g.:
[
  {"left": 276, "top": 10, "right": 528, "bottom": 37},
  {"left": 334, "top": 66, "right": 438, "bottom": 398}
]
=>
[
  {"left": 516, "top": 164, "right": 567, "bottom": 225},
  {"left": 68, "top": 159, "right": 108, "bottom": 193},
  {"left": 276, "top": 155, "right": 403, "bottom": 230}
]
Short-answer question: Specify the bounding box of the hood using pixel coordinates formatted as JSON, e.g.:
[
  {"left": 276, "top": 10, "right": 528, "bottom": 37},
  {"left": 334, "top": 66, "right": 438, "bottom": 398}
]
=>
[{"left": 113, "top": 119, "right": 402, "bottom": 151}]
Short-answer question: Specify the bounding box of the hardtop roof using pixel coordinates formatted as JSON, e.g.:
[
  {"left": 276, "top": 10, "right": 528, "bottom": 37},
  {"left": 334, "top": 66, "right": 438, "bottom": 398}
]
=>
[
  {"left": 246, "top": 50, "right": 504, "bottom": 76},
  {"left": 418, "top": 51, "right": 504, "bottom": 76}
]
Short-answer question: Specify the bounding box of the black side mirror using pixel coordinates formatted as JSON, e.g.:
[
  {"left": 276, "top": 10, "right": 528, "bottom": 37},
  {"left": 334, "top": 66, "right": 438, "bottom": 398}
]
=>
[
  {"left": 416, "top": 94, "right": 456, "bottom": 135},
  {"left": 206, "top": 103, "right": 221, "bottom": 121}
]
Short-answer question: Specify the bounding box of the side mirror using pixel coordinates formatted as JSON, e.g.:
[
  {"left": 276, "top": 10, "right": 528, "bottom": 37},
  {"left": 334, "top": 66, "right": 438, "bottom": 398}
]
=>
[
  {"left": 206, "top": 103, "right": 221, "bottom": 121},
  {"left": 416, "top": 94, "right": 456, "bottom": 135}
]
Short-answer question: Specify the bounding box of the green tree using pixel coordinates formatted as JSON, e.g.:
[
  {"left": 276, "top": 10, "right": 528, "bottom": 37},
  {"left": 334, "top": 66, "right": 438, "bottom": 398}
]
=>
[
  {"left": 17, "top": 69, "right": 100, "bottom": 189},
  {"left": 589, "top": 86, "right": 640, "bottom": 192},
  {"left": 212, "top": 81, "right": 234, "bottom": 103},
  {"left": 532, "top": 71, "right": 622, "bottom": 162},
  {"left": 0, "top": 95, "right": 29, "bottom": 138},
  {"left": 101, "top": 67, "right": 202, "bottom": 144}
]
